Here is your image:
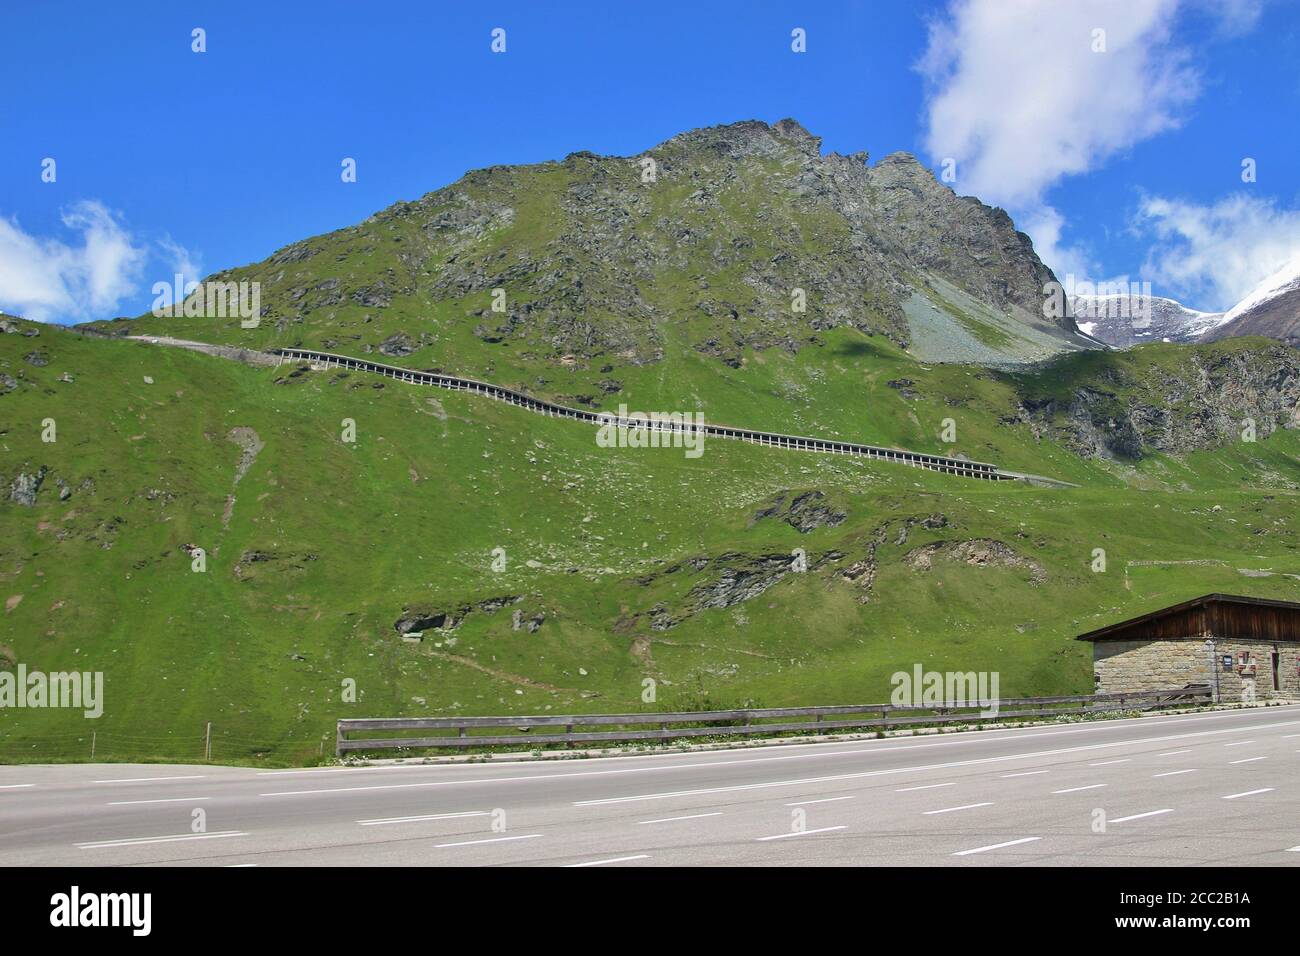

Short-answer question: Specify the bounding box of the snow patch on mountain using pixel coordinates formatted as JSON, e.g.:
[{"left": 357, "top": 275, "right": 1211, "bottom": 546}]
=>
[
  {"left": 1069, "top": 294, "right": 1222, "bottom": 348},
  {"left": 1222, "top": 253, "right": 1300, "bottom": 325}
]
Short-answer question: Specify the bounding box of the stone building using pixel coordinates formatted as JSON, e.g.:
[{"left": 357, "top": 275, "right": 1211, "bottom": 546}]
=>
[{"left": 1078, "top": 594, "right": 1300, "bottom": 703}]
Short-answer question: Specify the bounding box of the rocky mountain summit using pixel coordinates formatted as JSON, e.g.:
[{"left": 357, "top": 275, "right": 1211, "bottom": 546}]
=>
[
  {"left": 1070, "top": 294, "right": 1224, "bottom": 347},
  {"left": 1074, "top": 257, "right": 1300, "bottom": 351},
  {"left": 1204, "top": 256, "right": 1300, "bottom": 347},
  {"left": 102, "top": 118, "right": 1089, "bottom": 371}
]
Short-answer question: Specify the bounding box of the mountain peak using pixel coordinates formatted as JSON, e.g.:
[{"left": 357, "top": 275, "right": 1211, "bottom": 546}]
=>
[
  {"left": 771, "top": 117, "right": 822, "bottom": 152},
  {"left": 113, "top": 116, "right": 1085, "bottom": 367},
  {"left": 659, "top": 118, "right": 824, "bottom": 159}
]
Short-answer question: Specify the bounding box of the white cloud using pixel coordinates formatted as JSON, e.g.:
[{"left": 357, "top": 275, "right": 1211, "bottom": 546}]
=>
[
  {"left": 0, "top": 201, "right": 148, "bottom": 323},
  {"left": 917, "top": 0, "right": 1263, "bottom": 284},
  {"left": 1136, "top": 193, "right": 1300, "bottom": 310},
  {"left": 919, "top": 0, "right": 1193, "bottom": 211},
  {"left": 157, "top": 236, "right": 205, "bottom": 290}
]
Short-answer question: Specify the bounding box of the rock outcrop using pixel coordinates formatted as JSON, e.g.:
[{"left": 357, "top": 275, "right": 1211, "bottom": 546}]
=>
[{"left": 1009, "top": 342, "right": 1300, "bottom": 459}]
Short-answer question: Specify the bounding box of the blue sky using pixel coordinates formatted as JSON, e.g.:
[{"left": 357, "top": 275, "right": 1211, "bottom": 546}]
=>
[{"left": 2, "top": 0, "right": 1299, "bottom": 323}]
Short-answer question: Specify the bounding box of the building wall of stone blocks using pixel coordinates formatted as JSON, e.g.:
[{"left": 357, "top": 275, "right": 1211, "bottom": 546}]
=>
[{"left": 1092, "top": 637, "right": 1300, "bottom": 701}]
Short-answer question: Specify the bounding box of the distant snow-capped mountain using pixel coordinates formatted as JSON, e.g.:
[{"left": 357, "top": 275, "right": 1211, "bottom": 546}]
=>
[
  {"left": 1203, "top": 255, "right": 1300, "bottom": 347},
  {"left": 1069, "top": 294, "right": 1224, "bottom": 348}
]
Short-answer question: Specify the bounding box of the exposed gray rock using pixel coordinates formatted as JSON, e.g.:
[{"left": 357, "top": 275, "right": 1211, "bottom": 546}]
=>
[
  {"left": 226, "top": 427, "right": 264, "bottom": 484},
  {"left": 378, "top": 332, "right": 414, "bottom": 357},
  {"left": 217, "top": 118, "right": 1083, "bottom": 371},
  {"left": 886, "top": 378, "right": 919, "bottom": 399},
  {"left": 395, "top": 595, "right": 523, "bottom": 635},
  {"left": 1070, "top": 294, "right": 1222, "bottom": 347},
  {"left": 8, "top": 466, "right": 47, "bottom": 507},
  {"left": 394, "top": 606, "right": 468, "bottom": 634},
  {"left": 752, "top": 490, "right": 847, "bottom": 533},
  {"left": 903, "top": 538, "right": 1046, "bottom": 584},
  {"left": 1012, "top": 343, "right": 1300, "bottom": 459}
]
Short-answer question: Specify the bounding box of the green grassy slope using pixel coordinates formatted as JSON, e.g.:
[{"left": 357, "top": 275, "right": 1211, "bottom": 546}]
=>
[{"left": 2, "top": 323, "right": 1298, "bottom": 764}]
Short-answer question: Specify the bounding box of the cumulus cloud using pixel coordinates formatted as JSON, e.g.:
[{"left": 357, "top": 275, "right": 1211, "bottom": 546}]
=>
[
  {"left": 157, "top": 235, "right": 205, "bottom": 290},
  {"left": 919, "top": 0, "right": 1194, "bottom": 211},
  {"left": 917, "top": 0, "right": 1264, "bottom": 282},
  {"left": 1136, "top": 193, "right": 1300, "bottom": 310},
  {"left": 0, "top": 201, "right": 148, "bottom": 323}
]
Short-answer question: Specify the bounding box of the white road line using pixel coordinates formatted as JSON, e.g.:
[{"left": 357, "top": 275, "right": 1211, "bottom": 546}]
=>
[
  {"left": 1287, "top": 845, "right": 1300, "bottom": 852},
  {"left": 0, "top": 784, "right": 34, "bottom": 790},
  {"left": 1089, "top": 758, "right": 1131, "bottom": 766},
  {"left": 1282, "top": 734, "right": 1300, "bottom": 739},
  {"left": 77, "top": 831, "right": 246, "bottom": 849},
  {"left": 1053, "top": 784, "right": 1107, "bottom": 794},
  {"left": 433, "top": 834, "right": 543, "bottom": 849},
  {"left": 1153, "top": 769, "right": 1198, "bottom": 778},
  {"left": 923, "top": 802, "right": 993, "bottom": 815},
  {"left": 564, "top": 854, "right": 649, "bottom": 867},
  {"left": 1224, "top": 740, "right": 1256, "bottom": 747},
  {"left": 262, "top": 716, "right": 1300, "bottom": 801},
  {"left": 1000, "top": 770, "right": 1049, "bottom": 778},
  {"left": 1223, "top": 788, "right": 1274, "bottom": 800},
  {"left": 357, "top": 811, "right": 488, "bottom": 826},
  {"left": 785, "top": 796, "right": 854, "bottom": 806},
  {"left": 895, "top": 782, "right": 955, "bottom": 792},
  {"left": 953, "top": 837, "right": 1040, "bottom": 856},
  {"left": 1229, "top": 756, "right": 1268, "bottom": 765},
  {"left": 251, "top": 710, "right": 1294, "bottom": 778},
  {"left": 1111, "top": 809, "right": 1174, "bottom": 823},
  {"left": 253, "top": 712, "right": 1300, "bottom": 806},
  {"left": 93, "top": 775, "right": 207, "bottom": 784},
  {"left": 106, "top": 797, "right": 210, "bottom": 806},
  {"left": 637, "top": 812, "right": 723, "bottom": 825},
  {"left": 756, "top": 826, "right": 847, "bottom": 841},
  {"left": 571, "top": 719, "right": 1300, "bottom": 808},
  {"left": 1158, "top": 750, "right": 1192, "bottom": 756}
]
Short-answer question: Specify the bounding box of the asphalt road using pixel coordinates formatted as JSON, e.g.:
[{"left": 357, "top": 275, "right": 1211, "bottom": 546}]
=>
[{"left": 3, "top": 705, "right": 1299, "bottom": 867}]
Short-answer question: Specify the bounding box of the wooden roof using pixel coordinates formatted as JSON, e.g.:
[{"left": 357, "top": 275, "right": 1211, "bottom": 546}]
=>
[{"left": 1076, "top": 593, "right": 1300, "bottom": 642}]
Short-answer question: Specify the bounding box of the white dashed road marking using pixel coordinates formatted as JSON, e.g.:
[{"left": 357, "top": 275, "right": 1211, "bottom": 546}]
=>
[
  {"left": 433, "top": 834, "right": 542, "bottom": 849},
  {"left": 107, "top": 797, "right": 210, "bottom": 806},
  {"left": 1111, "top": 809, "right": 1174, "bottom": 823},
  {"left": 78, "top": 831, "right": 246, "bottom": 849},
  {"left": 785, "top": 796, "right": 854, "bottom": 806},
  {"left": 756, "top": 826, "right": 846, "bottom": 841},
  {"left": 358, "top": 811, "right": 488, "bottom": 826},
  {"left": 953, "top": 837, "right": 1040, "bottom": 856},
  {"left": 637, "top": 812, "right": 722, "bottom": 825},
  {"left": 1223, "top": 788, "right": 1274, "bottom": 800},
  {"left": 924, "top": 802, "right": 993, "bottom": 815},
  {"left": 565, "top": 855, "right": 649, "bottom": 867}
]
